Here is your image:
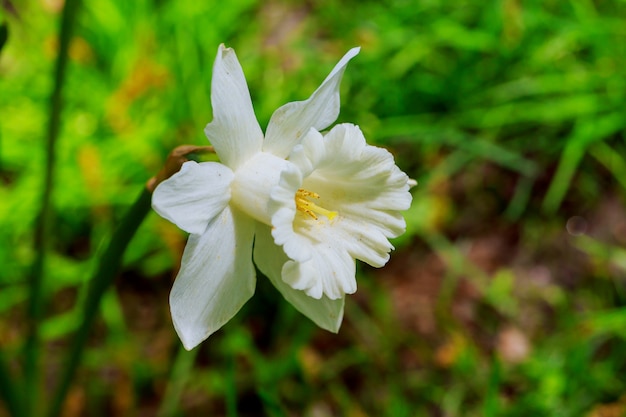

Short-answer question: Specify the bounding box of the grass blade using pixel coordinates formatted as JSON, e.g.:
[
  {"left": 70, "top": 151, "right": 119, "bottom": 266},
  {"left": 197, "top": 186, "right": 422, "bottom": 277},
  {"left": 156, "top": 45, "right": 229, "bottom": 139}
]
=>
[
  {"left": 589, "top": 141, "right": 626, "bottom": 191},
  {"left": 542, "top": 114, "right": 625, "bottom": 213},
  {"left": 0, "top": 352, "right": 23, "bottom": 417},
  {"left": 24, "top": 0, "right": 81, "bottom": 414},
  {"left": 157, "top": 347, "right": 199, "bottom": 417},
  {"left": 0, "top": 23, "right": 7, "bottom": 54}
]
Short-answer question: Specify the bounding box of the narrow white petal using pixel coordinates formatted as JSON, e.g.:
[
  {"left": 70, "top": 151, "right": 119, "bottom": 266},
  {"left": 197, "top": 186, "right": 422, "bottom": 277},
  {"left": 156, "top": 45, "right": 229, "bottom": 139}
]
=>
[
  {"left": 204, "top": 44, "right": 264, "bottom": 170},
  {"left": 253, "top": 224, "right": 344, "bottom": 332},
  {"left": 170, "top": 206, "right": 256, "bottom": 350},
  {"left": 152, "top": 161, "right": 234, "bottom": 235},
  {"left": 263, "top": 47, "right": 360, "bottom": 158}
]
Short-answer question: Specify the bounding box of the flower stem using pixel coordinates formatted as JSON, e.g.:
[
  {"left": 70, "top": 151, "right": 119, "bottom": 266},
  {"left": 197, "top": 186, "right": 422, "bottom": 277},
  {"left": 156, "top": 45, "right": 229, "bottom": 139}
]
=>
[
  {"left": 45, "top": 144, "right": 208, "bottom": 417},
  {"left": 46, "top": 188, "right": 153, "bottom": 417}
]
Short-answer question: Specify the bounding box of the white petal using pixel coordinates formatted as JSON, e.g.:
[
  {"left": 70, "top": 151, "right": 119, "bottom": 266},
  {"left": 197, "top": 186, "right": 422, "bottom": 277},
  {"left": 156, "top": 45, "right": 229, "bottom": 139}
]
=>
[
  {"left": 269, "top": 123, "right": 412, "bottom": 298},
  {"left": 282, "top": 246, "right": 356, "bottom": 300},
  {"left": 268, "top": 162, "right": 312, "bottom": 263},
  {"left": 230, "top": 152, "right": 292, "bottom": 225},
  {"left": 270, "top": 181, "right": 359, "bottom": 299},
  {"left": 204, "top": 44, "right": 264, "bottom": 170},
  {"left": 263, "top": 47, "right": 360, "bottom": 158},
  {"left": 306, "top": 123, "right": 412, "bottom": 235},
  {"left": 170, "top": 206, "right": 256, "bottom": 350},
  {"left": 253, "top": 224, "right": 344, "bottom": 332},
  {"left": 287, "top": 128, "right": 325, "bottom": 178},
  {"left": 152, "top": 161, "right": 234, "bottom": 235}
]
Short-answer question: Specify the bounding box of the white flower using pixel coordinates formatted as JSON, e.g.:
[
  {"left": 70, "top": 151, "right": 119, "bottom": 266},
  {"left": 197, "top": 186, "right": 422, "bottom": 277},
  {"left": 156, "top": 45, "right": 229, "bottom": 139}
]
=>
[{"left": 152, "top": 44, "right": 413, "bottom": 350}]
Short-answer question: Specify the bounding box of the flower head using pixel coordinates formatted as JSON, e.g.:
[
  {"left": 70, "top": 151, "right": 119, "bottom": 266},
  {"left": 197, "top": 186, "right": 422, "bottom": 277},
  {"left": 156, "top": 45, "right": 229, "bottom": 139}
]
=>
[{"left": 152, "top": 44, "right": 412, "bottom": 350}]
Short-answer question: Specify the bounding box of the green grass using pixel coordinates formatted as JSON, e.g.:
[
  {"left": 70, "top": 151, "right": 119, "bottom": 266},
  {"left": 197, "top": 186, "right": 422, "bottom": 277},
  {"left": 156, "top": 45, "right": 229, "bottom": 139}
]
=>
[{"left": 1, "top": 0, "right": 626, "bottom": 415}]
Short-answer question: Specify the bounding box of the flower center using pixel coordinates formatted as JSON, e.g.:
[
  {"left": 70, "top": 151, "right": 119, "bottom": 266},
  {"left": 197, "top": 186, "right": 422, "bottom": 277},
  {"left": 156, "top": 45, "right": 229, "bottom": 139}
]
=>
[{"left": 295, "top": 189, "right": 337, "bottom": 221}]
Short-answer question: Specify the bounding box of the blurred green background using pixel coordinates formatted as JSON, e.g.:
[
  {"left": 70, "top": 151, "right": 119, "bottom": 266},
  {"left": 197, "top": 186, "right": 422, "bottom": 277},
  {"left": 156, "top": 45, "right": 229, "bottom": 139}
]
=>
[{"left": 2, "top": 0, "right": 626, "bottom": 415}]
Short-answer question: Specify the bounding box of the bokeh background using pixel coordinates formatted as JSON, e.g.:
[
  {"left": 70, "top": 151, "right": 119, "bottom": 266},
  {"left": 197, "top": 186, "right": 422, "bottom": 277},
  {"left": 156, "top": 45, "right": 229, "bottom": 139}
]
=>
[{"left": 2, "top": 0, "right": 626, "bottom": 415}]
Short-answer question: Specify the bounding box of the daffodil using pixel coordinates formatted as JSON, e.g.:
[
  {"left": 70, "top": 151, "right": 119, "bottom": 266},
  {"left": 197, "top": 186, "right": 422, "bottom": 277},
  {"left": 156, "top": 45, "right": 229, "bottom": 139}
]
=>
[{"left": 152, "top": 44, "right": 413, "bottom": 350}]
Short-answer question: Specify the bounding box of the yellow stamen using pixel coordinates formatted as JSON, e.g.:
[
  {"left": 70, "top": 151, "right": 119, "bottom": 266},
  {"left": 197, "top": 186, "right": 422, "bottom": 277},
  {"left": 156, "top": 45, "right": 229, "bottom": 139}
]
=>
[{"left": 295, "top": 189, "right": 337, "bottom": 221}]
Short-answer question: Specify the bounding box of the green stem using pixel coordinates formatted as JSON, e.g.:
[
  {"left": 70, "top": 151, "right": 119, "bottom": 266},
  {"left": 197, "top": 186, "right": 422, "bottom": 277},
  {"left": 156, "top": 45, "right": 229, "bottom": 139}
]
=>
[
  {"left": 47, "top": 188, "right": 153, "bottom": 417},
  {"left": 24, "top": 0, "right": 80, "bottom": 414}
]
